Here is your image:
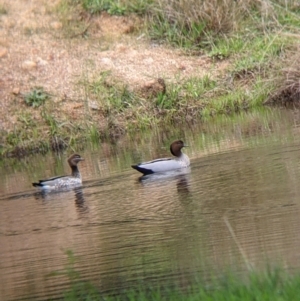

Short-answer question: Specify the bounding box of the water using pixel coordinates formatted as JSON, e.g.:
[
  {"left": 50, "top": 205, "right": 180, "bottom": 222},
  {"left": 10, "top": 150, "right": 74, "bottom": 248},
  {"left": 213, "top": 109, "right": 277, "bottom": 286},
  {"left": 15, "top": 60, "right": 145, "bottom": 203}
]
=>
[{"left": 1, "top": 108, "right": 300, "bottom": 300}]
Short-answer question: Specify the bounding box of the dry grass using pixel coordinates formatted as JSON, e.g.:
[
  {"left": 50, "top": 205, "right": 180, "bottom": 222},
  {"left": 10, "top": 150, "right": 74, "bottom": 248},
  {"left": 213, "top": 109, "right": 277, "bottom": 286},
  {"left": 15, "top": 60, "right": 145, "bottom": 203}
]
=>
[
  {"left": 150, "top": 0, "right": 245, "bottom": 33},
  {"left": 146, "top": 0, "right": 300, "bottom": 51},
  {"left": 1, "top": 0, "right": 300, "bottom": 157},
  {"left": 266, "top": 44, "right": 300, "bottom": 106},
  {"left": 148, "top": 0, "right": 278, "bottom": 36}
]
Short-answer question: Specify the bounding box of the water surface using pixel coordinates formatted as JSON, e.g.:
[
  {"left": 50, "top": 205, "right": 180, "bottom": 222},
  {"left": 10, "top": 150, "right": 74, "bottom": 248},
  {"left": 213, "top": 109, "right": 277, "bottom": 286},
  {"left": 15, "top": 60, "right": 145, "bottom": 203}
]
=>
[{"left": 1, "top": 108, "right": 300, "bottom": 300}]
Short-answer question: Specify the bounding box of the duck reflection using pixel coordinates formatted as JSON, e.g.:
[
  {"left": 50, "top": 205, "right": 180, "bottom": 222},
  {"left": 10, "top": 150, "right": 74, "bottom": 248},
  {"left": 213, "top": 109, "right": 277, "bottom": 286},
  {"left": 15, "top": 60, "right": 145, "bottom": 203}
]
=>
[
  {"left": 137, "top": 167, "right": 191, "bottom": 183},
  {"left": 73, "top": 187, "right": 88, "bottom": 213},
  {"left": 176, "top": 174, "right": 190, "bottom": 196},
  {"left": 137, "top": 167, "right": 191, "bottom": 198},
  {"left": 33, "top": 186, "right": 88, "bottom": 213}
]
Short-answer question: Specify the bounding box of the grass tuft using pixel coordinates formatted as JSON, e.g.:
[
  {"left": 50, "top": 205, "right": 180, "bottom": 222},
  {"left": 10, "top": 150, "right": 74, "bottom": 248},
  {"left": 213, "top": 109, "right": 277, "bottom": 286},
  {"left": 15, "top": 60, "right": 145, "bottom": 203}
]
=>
[
  {"left": 24, "top": 87, "right": 50, "bottom": 108},
  {"left": 78, "top": 0, "right": 153, "bottom": 15},
  {"left": 266, "top": 46, "right": 300, "bottom": 107},
  {"left": 0, "top": 4, "right": 7, "bottom": 15}
]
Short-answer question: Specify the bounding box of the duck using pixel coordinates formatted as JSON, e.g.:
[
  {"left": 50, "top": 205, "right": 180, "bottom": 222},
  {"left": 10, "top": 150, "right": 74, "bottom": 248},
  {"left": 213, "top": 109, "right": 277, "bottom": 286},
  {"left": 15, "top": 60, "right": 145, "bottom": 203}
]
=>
[
  {"left": 131, "top": 140, "right": 190, "bottom": 175},
  {"left": 32, "top": 154, "right": 84, "bottom": 190}
]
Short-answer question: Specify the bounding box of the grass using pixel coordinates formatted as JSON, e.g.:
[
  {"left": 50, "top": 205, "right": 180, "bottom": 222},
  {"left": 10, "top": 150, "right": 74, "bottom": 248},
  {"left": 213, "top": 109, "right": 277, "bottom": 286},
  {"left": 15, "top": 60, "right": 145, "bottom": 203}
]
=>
[
  {"left": 1, "top": 0, "right": 300, "bottom": 158},
  {"left": 73, "top": 0, "right": 300, "bottom": 106},
  {"left": 0, "top": 72, "right": 272, "bottom": 157},
  {"left": 0, "top": 4, "right": 7, "bottom": 15},
  {"left": 94, "top": 271, "right": 300, "bottom": 301},
  {"left": 266, "top": 46, "right": 300, "bottom": 106},
  {"left": 83, "top": 73, "right": 236, "bottom": 123},
  {"left": 49, "top": 252, "right": 300, "bottom": 301},
  {"left": 78, "top": 0, "right": 153, "bottom": 15},
  {"left": 24, "top": 87, "right": 50, "bottom": 108}
]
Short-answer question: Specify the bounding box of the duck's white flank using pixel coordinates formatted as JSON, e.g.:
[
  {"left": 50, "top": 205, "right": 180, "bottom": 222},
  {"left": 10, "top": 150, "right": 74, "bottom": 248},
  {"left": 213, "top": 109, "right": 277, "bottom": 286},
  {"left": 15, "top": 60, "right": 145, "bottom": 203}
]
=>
[
  {"left": 132, "top": 140, "right": 190, "bottom": 175},
  {"left": 32, "top": 154, "right": 84, "bottom": 190}
]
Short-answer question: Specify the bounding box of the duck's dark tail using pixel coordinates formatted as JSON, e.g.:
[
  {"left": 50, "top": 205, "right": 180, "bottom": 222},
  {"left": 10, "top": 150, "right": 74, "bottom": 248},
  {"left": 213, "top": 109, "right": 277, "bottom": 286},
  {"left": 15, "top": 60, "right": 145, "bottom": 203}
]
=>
[{"left": 131, "top": 165, "right": 154, "bottom": 175}]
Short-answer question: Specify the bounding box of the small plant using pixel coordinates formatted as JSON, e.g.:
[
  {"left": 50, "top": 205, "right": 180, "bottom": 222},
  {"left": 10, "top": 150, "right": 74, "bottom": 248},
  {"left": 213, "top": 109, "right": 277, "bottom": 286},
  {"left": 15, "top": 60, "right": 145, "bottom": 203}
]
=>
[
  {"left": 18, "top": 112, "right": 36, "bottom": 127},
  {"left": 81, "top": 0, "right": 114, "bottom": 14},
  {"left": 107, "top": 2, "right": 126, "bottom": 15},
  {"left": 24, "top": 87, "right": 50, "bottom": 107},
  {"left": 266, "top": 48, "right": 300, "bottom": 106},
  {"left": 88, "top": 124, "right": 100, "bottom": 143},
  {"left": 41, "top": 110, "right": 59, "bottom": 135},
  {"left": 155, "top": 82, "right": 180, "bottom": 109},
  {"left": 85, "top": 72, "right": 135, "bottom": 113},
  {"left": 80, "top": 0, "right": 151, "bottom": 15},
  {"left": 208, "top": 36, "right": 245, "bottom": 60},
  {"left": 0, "top": 5, "right": 7, "bottom": 15}
]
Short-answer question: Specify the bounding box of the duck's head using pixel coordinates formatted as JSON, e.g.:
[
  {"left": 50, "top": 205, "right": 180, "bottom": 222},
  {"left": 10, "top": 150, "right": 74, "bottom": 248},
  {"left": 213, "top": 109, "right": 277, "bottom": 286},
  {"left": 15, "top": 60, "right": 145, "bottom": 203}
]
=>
[
  {"left": 170, "top": 140, "right": 187, "bottom": 157},
  {"left": 68, "top": 154, "right": 84, "bottom": 166}
]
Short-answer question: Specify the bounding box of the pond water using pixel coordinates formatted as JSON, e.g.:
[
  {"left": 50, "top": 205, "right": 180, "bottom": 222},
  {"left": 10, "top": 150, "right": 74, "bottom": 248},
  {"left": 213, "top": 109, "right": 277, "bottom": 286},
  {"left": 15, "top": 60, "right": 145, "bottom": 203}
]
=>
[{"left": 2, "top": 108, "right": 300, "bottom": 300}]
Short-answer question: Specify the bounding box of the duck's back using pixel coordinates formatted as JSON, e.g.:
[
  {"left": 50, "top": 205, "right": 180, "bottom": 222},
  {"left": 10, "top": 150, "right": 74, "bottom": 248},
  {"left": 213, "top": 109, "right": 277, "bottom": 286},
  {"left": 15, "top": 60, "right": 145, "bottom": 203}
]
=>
[
  {"left": 33, "top": 175, "right": 82, "bottom": 190},
  {"left": 132, "top": 154, "right": 189, "bottom": 175}
]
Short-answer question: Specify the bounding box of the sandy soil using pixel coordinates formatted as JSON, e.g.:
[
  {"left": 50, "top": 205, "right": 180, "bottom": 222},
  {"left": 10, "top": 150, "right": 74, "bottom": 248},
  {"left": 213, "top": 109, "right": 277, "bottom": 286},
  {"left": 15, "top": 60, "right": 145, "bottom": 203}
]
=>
[{"left": 0, "top": 0, "right": 226, "bottom": 134}]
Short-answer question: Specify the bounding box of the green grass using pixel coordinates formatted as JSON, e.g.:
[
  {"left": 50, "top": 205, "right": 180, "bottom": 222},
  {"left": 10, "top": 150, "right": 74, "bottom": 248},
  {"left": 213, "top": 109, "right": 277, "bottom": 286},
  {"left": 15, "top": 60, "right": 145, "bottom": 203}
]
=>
[
  {"left": 145, "top": 0, "right": 300, "bottom": 49},
  {"left": 74, "top": 0, "right": 300, "bottom": 105},
  {"left": 24, "top": 87, "right": 50, "bottom": 108},
  {"left": 84, "top": 71, "right": 136, "bottom": 114},
  {"left": 78, "top": 0, "right": 153, "bottom": 15},
  {"left": 83, "top": 73, "right": 231, "bottom": 124},
  {"left": 0, "top": 4, "right": 7, "bottom": 15},
  {"left": 1, "top": 71, "right": 270, "bottom": 157},
  {"left": 47, "top": 250, "right": 300, "bottom": 301},
  {"left": 60, "top": 267, "right": 300, "bottom": 301},
  {"left": 2, "top": 0, "right": 300, "bottom": 158}
]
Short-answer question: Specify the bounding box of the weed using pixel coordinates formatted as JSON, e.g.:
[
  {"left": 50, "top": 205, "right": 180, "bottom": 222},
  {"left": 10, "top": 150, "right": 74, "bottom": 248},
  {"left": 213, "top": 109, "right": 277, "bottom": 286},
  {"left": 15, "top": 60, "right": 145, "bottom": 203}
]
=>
[
  {"left": 18, "top": 112, "right": 37, "bottom": 128},
  {"left": 41, "top": 110, "right": 59, "bottom": 135},
  {"left": 266, "top": 47, "right": 300, "bottom": 106},
  {"left": 107, "top": 2, "right": 126, "bottom": 15},
  {"left": 183, "top": 76, "right": 216, "bottom": 99},
  {"left": 155, "top": 92, "right": 178, "bottom": 110},
  {"left": 250, "top": 78, "right": 272, "bottom": 107},
  {"left": 79, "top": 0, "right": 152, "bottom": 15},
  {"left": 24, "top": 87, "right": 50, "bottom": 108},
  {"left": 6, "top": 130, "right": 22, "bottom": 147},
  {"left": 0, "top": 4, "right": 7, "bottom": 15},
  {"left": 84, "top": 72, "right": 135, "bottom": 113},
  {"left": 87, "top": 124, "right": 100, "bottom": 143},
  {"left": 208, "top": 36, "right": 245, "bottom": 60}
]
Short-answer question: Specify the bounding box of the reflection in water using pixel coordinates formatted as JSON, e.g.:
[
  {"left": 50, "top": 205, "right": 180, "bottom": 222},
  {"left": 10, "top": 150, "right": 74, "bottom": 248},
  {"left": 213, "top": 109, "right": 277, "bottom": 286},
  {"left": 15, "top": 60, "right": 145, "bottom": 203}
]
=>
[
  {"left": 176, "top": 175, "right": 192, "bottom": 203},
  {"left": 33, "top": 186, "right": 88, "bottom": 214},
  {"left": 2, "top": 109, "right": 300, "bottom": 300},
  {"left": 137, "top": 169, "right": 193, "bottom": 209},
  {"left": 73, "top": 187, "right": 87, "bottom": 212},
  {"left": 137, "top": 167, "right": 191, "bottom": 183}
]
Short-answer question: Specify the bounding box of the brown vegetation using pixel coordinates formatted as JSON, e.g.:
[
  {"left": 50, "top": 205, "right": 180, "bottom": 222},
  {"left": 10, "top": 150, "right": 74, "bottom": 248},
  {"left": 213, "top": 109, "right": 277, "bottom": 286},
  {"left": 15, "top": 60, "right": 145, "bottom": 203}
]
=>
[
  {"left": 0, "top": 0, "right": 300, "bottom": 157},
  {"left": 266, "top": 46, "right": 300, "bottom": 107}
]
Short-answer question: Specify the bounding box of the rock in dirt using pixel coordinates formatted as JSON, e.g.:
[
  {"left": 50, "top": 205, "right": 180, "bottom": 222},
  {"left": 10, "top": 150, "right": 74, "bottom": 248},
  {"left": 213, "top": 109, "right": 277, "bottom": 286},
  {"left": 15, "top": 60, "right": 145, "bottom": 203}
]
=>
[
  {"left": 50, "top": 21, "right": 63, "bottom": 30},
  {"left": 89, "top": 100, "right": 100, "bottom": 110},
  {"left": 12, "top": 87, "right": 20, "bottom": 95},
  {"left": 21, "top": 60, "right": 37, "bottom": 70},
  {"left": 37, "top": 57, "right": 48, "bottom": 66},
  {"left": 0, "top": 47, "right": 8, "bottom": 58}
]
